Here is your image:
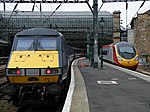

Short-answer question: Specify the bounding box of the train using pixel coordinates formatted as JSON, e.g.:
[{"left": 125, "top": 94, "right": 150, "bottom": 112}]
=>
[
  {"left": 99, "top": 42, "right": 139, "bottom": 70},
  {"left": 2, "top": 28, "right": 84, "bottom": 106}
]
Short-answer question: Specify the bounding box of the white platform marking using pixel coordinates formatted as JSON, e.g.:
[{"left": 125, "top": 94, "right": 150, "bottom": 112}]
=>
[
  {"left": 97, "top": 80, "right": 118, "bottom": 85},
  {"left": 128, "top": 77, "right": 137, "bottom": 80},
  {"left": 103, "top": 62, "right": 150, "bottom": 82},
  {"left": 111, "top": 78, "right": 119, "bottom": 81},
  {"left": 62, "top": 60, "right": 76, "bottom": 112}
]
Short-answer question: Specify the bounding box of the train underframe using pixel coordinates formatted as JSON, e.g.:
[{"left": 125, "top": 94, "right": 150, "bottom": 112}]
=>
[{"left": 3, "top": 75, "right": 70, "bottom": 106}]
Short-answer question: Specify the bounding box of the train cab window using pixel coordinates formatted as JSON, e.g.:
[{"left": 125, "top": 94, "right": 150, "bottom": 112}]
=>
[
  {"left": 117, "top": 45, "right": 136, "bottom": 59},
  {"left": 119, "top": 47, "right": 134, "bottom": 53},
  {"left": 15, "top": 37, "right": 35, "bottom": 51},
  {"left": 38, "top": 37, "right": 57, "bottom": 50}
]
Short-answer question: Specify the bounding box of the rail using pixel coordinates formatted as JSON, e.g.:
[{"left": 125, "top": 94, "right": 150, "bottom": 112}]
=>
[
  {"left": 0, "top": 57, "right": 8, "bottom": 65},
  {"left": 0, "top": 57, "right": 8, "bottom": 88},
  {"left": 0, "top": 57, "right": 7, "bottom": 75}
]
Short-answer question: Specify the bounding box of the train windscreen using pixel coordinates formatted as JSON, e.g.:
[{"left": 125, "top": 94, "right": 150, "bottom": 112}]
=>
[
  {"left": 117, "top": 43, "right": 136, "bottom": 59},
  {"left": 14, "top": 36, "right": 57, "bottom": 51},
  {"left": 15, "top": 37, "right": 35, "bottom": 50},
  {"left": 38, "top": 37, "right": 57, "bottom": 50}
]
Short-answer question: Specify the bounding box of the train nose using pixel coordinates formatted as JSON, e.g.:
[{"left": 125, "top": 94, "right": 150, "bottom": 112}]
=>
[{"left": 1, "top": 85, "right": 16, "bottom": 95}]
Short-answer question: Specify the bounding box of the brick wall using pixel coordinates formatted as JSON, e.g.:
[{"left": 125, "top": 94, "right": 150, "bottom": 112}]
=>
[
  {"left": 133, "top": 12, "right": 150, "bottom": 61},
  {"left": 113, "top": 11, "right": 121, "bottom": 43}
]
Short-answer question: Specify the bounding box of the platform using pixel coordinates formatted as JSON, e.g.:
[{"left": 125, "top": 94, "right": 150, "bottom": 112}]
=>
[{"left": 63, "top": 58, "right": 150, "bottom": 112}]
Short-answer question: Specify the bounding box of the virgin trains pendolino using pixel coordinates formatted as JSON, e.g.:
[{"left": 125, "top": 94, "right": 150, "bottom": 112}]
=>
[
  {"left": 2, "top": 28, "right": 84, "bottom": 106},
  {"left": 99, "top": 42, "right": 139, "bottom": 70}
]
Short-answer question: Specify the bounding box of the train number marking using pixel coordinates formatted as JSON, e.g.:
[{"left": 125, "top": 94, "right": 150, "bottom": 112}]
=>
[{"left": 127, "top": 61, "right": 130, "bottom": 64}]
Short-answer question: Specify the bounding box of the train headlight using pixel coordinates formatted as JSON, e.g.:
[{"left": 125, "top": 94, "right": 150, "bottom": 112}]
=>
[
  {"left": 16, "top": 69, "right": 21, "bottom": 74},
  {"left": 134, "top": 56, "right": 139, "bottom": 61},
  {"left": 7, "top": 69, "right": 24, "bottom": 76},
  {"left": 117, "top": 56, "right": 123, "bottom": 61},
  {"left": 46, "top": 69, "right": 51, "bottom": 74},
  {"left": 42, "top": 68, "right": 62, "bottom": 75}
]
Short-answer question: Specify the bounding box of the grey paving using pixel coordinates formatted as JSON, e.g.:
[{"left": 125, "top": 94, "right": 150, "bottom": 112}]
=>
[
  {"left": 70, "top": 59, "right": 90, "bottom": 112},
  {"left": 78, "top": 59, "right": 150, "bottom": 112}
]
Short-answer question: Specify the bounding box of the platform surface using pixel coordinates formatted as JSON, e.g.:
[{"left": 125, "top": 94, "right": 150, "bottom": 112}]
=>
[{"left": 70, "top": 58, "right": 150, "bottom": 112}]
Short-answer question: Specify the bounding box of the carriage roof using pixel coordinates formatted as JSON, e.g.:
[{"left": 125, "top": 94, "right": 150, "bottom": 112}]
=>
[{"left": 16, "top": 28, "right": 63, "bottom": 37}]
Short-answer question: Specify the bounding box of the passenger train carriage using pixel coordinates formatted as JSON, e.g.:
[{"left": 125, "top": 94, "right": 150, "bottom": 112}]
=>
[
  {"left": 3, "top": 28, "right": 77, "bottom": 106},
  {"left": 99, "top": 42, "right": 139, "bottom": 70}
]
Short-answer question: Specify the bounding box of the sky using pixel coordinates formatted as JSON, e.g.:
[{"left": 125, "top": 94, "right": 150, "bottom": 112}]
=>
[{"left": 0, "top": 0, "right": 150, "bottom": 27}]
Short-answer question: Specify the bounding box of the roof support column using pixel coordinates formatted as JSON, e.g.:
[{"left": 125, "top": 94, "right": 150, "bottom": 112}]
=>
[
  {"left": 93, "top": 0, "right": 98, "bottom": 68},
  {"left": 87, "top": 33, "right": 90, "bottom": 54}
]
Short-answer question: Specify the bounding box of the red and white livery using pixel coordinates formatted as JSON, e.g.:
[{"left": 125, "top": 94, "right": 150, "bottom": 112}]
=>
[{"left": 99, "top": 42, "right": 139, "bottom": 70}]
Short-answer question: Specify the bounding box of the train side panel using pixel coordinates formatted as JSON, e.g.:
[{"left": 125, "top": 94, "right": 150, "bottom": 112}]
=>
[
  {"left": 100, "top": 42, "right": 139, "bottom": 70},
  {"left": 100, "top": 45, "right": 113, "bottom": 63}
]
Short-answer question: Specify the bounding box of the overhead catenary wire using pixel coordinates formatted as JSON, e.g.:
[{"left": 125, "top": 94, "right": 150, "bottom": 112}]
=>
[
  {"left": 41, "top": 3, "right": 62, "bottom": 27},
  {"left": 36, "top": 4, "right": 53, "bottom": 28},
  {"left": 35, "top": 4, "right": 48, "bottom": 19},
  {"left": 36, "top": 4, "right": 61, "bottom": 28},
  {"left": 3, "top": 3, "right": 43, "bottom": 29},
  {"left": 139, "top": 3, "right": 150, "bottom": 13},
  {"left": 127, "top": 0, "right": 146, "bottom": 27},
  {"left": 3, "top": 3, "right": 22, "bottom": 29},
  {"left": 9, "top": 3, "right": 18, "bottom": 19},
  {"left": 98, "top": 2, "right": 104, "bottom": 12},
  {"left": 133, "top": 0, "right": 146, "bottom": 17},
  {"left": 7, "top": 4, "right": 34, "bottom": 28}
]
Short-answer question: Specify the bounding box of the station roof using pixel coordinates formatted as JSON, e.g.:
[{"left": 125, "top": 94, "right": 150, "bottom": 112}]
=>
[{"left": 0, "top": 11, "right": 113, "bottom": 18}]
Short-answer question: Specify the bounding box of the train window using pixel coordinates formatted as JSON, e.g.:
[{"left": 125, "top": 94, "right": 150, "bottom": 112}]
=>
[
  {"left": 101, "top": 48, "right": 108, "bottom": 55},
  {"left": 118, "top": 46, "right": 136, "bottom": 59},
  {"left": 38, "top": 37, "right": 57, "bottom": 50},
  {"left": 15, "top": 37, "right": 35, "bottom": 51},
  {"left": 119, "top": 47, "right": 134, "bottom": 53},
  {"left": 101, "top": 51, "right": 107, "bottom": 55}
]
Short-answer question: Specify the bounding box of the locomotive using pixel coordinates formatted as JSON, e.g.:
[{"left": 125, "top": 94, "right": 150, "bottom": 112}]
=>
[
  {"left": 99, "top": 42, "right": 139, "bottom": 70},
  {"left": 2, "top": 28, "right": 81, "bottom": 106}
]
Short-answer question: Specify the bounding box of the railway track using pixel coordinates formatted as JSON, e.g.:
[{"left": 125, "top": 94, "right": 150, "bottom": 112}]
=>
[
  {"left": 0, "top": 64, "right": 7, "bottom": 97},
  {"left": 0, "top": 64, "right": 71, "bottom": 112},
  {"left": 14, "top": 82, "right": 68, "bottom": 112},
  {"left": 1, "top": 78, "right": 68, "bottom": 112},
  {"left": 16, "top": 100, "right": 65, "bottom": 112}
]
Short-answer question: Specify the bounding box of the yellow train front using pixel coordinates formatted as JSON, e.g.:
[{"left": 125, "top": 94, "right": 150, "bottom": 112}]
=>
[
  {"left": 114, "top": 42, "right": 139, "bottom": 70},
  {"left": 100, "top": 42, "right": 139, "bottom": 70},
  {"left": 3, "top": 28, "right": 73, "bottom": 106}
]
